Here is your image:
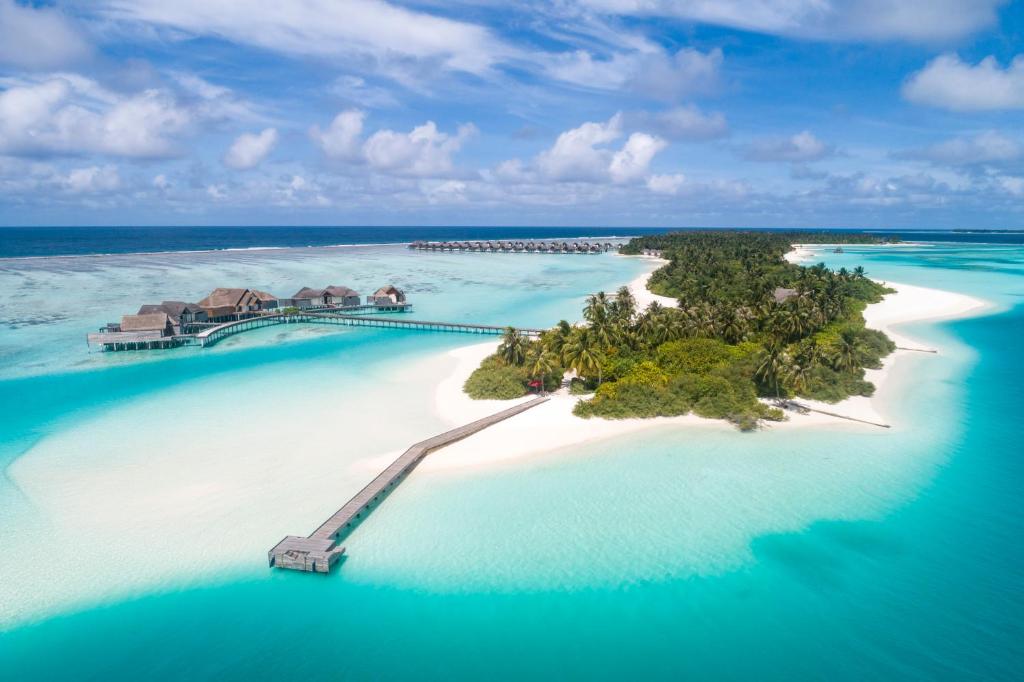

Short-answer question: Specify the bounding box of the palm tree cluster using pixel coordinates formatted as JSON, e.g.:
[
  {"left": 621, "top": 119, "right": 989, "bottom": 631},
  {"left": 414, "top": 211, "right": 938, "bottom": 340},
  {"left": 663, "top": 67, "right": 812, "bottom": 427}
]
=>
[{"left": 480, "top": 231, "right": 896, "bottom": 425}]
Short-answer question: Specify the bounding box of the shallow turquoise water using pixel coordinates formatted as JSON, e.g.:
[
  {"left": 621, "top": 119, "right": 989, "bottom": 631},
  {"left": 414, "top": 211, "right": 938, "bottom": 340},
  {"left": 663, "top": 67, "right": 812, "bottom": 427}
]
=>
[{"left": 2, "top": 243, "right": 1023, "bottom": 679}]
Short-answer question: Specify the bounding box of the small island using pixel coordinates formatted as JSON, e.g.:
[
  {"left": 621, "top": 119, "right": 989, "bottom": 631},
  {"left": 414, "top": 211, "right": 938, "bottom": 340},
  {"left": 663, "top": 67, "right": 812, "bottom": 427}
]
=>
[{"left": 464, "top": 231, "right": 898, "bottom": 430}]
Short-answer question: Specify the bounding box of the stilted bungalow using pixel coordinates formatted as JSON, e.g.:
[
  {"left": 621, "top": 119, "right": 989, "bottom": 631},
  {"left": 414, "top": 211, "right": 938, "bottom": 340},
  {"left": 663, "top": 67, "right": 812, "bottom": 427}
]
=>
[
  {"left": 137, "top": 301, "right": 208, "bottom": 334},
  {"left": 324, "top": 285, "right": 361, "bottom": 307},
  {"left": 198, "top": 288, "right": 277, "bottom": 321},
  {"left": 368, "top": 285, "right": 406, "bottom": 305}
]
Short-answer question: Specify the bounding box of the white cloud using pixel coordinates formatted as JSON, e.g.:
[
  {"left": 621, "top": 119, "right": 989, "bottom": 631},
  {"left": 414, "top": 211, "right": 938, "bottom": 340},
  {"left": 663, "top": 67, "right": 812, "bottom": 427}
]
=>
[
  {"left": 515, "top": 114, "right": 671, "bottom": 189},
  {"left": 744, "top": 130, "right": 833, "bottom": 162},
  {"left": 311, "top": 109, "right": 366, "bottom": 161},
  {"left": 646, "top": 173, "right": 686, "bottom": 194},
  {"left": 0, "top": 74, "right": 197, "bottom": 158},
  {"left": 580, "top": 0, "right": 1005, "bottom": 43},
  {"left": 546, "top": 47, "right": 721, "bottom": 99},
  {"left": 329, "top": 76, "right": 398, "bottom": 109},
  {"left": 363, "top": 121, "right": 477, "bottom": 177},
  {"left": 0, "top": 0, "right": 91, "bottom": 70},
  {"left": 312, "top": 110, "right": 476, "bottom": 177},
  {"left": 98, "top": 0, "right": 510, "bottom": 76},
  {"left": 537, "top": 113, "right": 624, "bottom": 181},
  {"left": 1000, "top": 176, "right": 1024, "bottom": 196},
  {"left": 223, "top": 128, "right": 278, "bottom": 170},
  {"left": 898, "top": 131, "right": 1022, "bottom": 166},
  {"left": 62, "top": 166, "right": 121, "bottom": 193},
  {"left": 609, "top": 133, "right": 666, "bottom": 183},
  {"left": 903, "top": 54, "right": 1024, "bottom": 111},
  {"left": 642, "top": 105, "right": 728, "bottom": 140}
]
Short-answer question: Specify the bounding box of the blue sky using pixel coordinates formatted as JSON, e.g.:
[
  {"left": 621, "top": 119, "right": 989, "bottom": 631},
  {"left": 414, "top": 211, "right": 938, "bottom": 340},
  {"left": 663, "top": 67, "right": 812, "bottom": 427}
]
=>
[{"left": 0, "top": 0, "right": 1022, "bottom": 228}]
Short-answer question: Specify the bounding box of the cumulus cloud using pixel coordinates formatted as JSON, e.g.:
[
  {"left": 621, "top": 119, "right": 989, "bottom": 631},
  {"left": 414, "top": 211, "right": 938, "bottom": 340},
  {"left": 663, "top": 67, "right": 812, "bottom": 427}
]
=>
[
  {"left": 547, "top": 47, "right": 721, "bottom": 100},
  {"left": 62, "top": 165, "right": 121, "bottom": 193},
  {"left": 896, "top": 131, "right": 1022, "bottom": 166},
  {"left": 513, "top": 114, "right": 671, "bottom": 188},
  {"left": 0, "top": 74, "right": 192, "bottom": 158},
  {"left": 744, "top": 130, "right": 833, "bottom": 163},
  {"left": 903, "top": 54, "right": 1024, "bottom": 111},
  {"left": 312, "top": 110, "right": 476, "bottom": 177},
  {"left": 0, "top": 0, "right": 91, "bottom": 70},
  {"left": 537, "top": 114, "right": 625, "bottom": 182},
  {"left": 609, "top": 133, "right": 667, "bottom": 183},
  {"left": 223, "top": 128, "right": 278, "bottom": 169},
  {"left": 579, "top": 0, "right": 1005, "bottom": 43},
  {"left": 363, "top": 121, "right": 477, "bottom": 177}
]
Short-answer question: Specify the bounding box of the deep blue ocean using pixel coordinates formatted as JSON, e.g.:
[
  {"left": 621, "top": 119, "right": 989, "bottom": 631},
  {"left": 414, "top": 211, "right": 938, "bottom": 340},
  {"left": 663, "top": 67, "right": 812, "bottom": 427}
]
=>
[{"left": 3, "top": 226, "right": 1021, "bottom": 259}]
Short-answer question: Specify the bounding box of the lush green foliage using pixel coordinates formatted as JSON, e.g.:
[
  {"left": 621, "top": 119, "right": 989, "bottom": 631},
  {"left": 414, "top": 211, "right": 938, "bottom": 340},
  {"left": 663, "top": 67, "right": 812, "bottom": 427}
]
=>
[
  {"left": 463, "top": 328, "right": 565, "bottom": 399},
  {"left": 466, "top": 231, "right": 896, "bottom": 429}
]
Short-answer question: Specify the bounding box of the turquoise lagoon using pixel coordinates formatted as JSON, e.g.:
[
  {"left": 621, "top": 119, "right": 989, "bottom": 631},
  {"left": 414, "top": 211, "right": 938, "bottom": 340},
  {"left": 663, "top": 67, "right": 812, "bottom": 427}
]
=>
[{"left": 1, "top": 241, "right": 1023, "bottom": 680}]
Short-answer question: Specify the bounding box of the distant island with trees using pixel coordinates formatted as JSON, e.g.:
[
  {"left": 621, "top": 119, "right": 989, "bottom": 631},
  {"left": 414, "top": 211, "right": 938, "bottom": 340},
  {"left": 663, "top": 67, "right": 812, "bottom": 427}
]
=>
[{"left": 464, "top": 231, "right": 899, "bottom": 430}]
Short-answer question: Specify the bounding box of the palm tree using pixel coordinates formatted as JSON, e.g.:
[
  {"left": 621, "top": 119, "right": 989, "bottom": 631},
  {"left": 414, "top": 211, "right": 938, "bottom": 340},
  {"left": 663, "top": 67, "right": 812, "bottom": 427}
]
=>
[
  {"left": 525, "top": 348, "right": 560, "bottom": 394},
  {"left": 564, "top": 328, "right": 604, "bottom": 386},
  {"left": 786, "top": 361, "right": 812, "bottom": 395},
  {"left": 498, "top": 327, "right": 527, "bottom": 366},
  {"left": 612, "top": 285, "right": 636, "bottom": 324},
  {"left": 584, "top": 292, "right": 610, "bottom": 324},
  {"left": 852, "top": 266, "right": 866, "bottom": 279},
  {"left": 830, "top": 330, "right": 865, "bottom": 372},
  {"left": 755, "top": 340, "right": 789, "bottom": 398}
]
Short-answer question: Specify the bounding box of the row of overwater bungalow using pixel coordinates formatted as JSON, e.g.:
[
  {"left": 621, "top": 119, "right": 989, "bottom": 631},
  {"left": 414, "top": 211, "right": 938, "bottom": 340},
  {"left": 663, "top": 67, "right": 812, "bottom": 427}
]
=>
[
  {"left": 409, "top": 240, "right": 616, "bottom": 254},
  {"left": 89, "top": 284, "right": 407, "bottom": 350}
]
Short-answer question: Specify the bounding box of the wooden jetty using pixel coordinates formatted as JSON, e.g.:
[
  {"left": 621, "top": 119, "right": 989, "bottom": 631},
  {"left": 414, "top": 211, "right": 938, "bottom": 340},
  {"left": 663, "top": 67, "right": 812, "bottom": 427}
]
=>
[
  {"left": 196, "top": 312, "right": 542, "bottom": 348},
  {"left": 775, "top": 399, "right": 890, "bottom": 428},
  {"left": 268, "top": 396, "right": 550, "bottom": 573},
  {"left": 409, "top": 239, "right": 617, "bottom": 254}
]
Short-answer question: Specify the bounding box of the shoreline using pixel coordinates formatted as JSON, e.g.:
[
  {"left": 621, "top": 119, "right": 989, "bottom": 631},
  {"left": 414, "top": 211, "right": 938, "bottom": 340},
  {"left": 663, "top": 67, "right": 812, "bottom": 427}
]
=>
[{"left": 419, "top": 252, "right": 992, "bottom": 471}]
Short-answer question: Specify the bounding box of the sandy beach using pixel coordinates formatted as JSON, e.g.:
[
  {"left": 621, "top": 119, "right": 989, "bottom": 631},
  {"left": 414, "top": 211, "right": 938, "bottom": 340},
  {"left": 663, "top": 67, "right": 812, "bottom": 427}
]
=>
[{"left": 419, "top": 253, "right": 992, "bottom": 471}]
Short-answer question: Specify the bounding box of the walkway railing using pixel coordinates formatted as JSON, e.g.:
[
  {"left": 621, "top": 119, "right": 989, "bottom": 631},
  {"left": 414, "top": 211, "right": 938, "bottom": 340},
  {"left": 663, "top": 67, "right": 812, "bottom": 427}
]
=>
[{"left": 196, "top": 312, "right": 542, "bottom": 348}]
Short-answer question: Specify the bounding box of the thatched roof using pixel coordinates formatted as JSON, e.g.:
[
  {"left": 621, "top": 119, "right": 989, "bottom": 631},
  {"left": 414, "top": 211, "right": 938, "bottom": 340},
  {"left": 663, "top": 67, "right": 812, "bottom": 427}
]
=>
[
  {"left": 199, "top": 288, "right": 248, "bottom": 308},
  {"left": 120, "top": 312, "right": 171, "bottom": 333},
  {"left": 292, "top": 287, "right": 323, "bottom": 299},
  {"left": 373, "top": 285, "right": 402, "bottom": 296},
  {"left": 324, "top": 285, "right": 359, "bottom": 297},
  {"left": 773, "top": 287, "right": 798, "bottom": 303},
  {"left": 137, "top": 301, "right": 204, "bottom": 320},
  {"left": 250, "top": 289, "right": 278, "bottom": 302}
]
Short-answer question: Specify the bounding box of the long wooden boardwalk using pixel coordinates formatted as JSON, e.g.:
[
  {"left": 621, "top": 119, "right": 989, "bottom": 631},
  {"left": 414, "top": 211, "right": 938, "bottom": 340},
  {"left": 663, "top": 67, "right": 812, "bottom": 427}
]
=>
[
  {"left": 196, "top": 312, "right": 543, "bottom": 348},
  {"left": 269, "top": 396, "right": 549, "bottom": 573}
]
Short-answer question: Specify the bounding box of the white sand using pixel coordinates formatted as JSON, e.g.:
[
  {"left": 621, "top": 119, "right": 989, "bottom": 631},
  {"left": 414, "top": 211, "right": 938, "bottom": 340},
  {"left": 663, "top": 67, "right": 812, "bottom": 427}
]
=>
[{"left": 421, "top": 256, "right": 992, "bottom": 470}]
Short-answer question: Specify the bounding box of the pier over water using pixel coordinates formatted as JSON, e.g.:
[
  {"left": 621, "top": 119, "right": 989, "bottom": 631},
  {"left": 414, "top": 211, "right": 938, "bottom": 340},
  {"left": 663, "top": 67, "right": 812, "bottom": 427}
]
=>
[{"left": 269, "top": 396, "right": 549, "bottom": 573}]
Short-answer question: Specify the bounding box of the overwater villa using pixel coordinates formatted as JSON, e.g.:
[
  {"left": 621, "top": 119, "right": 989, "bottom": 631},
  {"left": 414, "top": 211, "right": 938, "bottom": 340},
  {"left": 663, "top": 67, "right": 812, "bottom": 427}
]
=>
[
  {"left": 198, "top": 288, "right": 279, "bottom": 321},
  {"left": 409, "top": 239, "right": 617, "bottom": 254},
  {"left": 369, "top": 285, "right": 406, "bottom": 305},
  {"left": 88, "top": 281, "right": 413, "bottom": 351},
  {"left": 286, "top": 285, "right": 362, "bottom": 309},
  {"left": 137, "top": 301, "right": 208, "bottom": 334}
]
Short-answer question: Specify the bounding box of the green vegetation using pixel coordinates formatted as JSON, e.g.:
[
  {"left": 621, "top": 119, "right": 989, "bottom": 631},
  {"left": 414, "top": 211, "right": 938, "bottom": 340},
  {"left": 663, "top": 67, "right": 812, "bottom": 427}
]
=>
[{"left": 467, "top": 231, "right": 896, "bottom": 430}]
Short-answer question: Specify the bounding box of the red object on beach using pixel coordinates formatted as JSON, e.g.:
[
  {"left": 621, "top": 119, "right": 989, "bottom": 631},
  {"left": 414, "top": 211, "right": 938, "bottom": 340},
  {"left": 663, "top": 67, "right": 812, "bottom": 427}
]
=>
[{"left": 528, "top": 380, "right": 542, "bottom": 388}]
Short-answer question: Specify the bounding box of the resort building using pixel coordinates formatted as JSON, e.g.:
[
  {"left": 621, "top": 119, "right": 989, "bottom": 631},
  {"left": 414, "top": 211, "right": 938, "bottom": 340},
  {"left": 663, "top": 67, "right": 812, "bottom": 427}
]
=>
[
  {"left": 285, "top": 285, "right": 362, "bottom": 309},
  {"left": 369, "top": 285, "right": 406, "bottom": 305},
  {"left": 119, "top": 312, "right": 175, "bottom": 338},
  {"left": 137, "top": 301, "right": 208, "bottom": 333},
  {"left": 198, "top": 288, "right": 279, "bottom": 321},
  {"left": 324, "top": 286, "right": 361, "bottom": 307}
]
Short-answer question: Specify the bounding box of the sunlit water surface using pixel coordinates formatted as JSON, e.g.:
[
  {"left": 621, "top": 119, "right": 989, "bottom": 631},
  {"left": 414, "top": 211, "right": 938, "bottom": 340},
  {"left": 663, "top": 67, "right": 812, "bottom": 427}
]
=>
[{"left": 1, "top": 241, "right": 1023, "bottom": 680}]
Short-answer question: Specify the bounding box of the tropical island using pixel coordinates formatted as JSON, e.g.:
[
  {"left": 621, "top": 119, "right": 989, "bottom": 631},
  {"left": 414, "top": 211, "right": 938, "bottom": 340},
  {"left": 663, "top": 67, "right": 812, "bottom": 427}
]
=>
[{"left": 464, "top": 231, "right": 898, "bottom": 430}]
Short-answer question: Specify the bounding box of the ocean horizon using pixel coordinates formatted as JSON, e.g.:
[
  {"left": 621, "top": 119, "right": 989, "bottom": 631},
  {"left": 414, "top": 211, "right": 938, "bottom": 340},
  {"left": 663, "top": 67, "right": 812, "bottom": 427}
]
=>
[{"left": 4, "top": 226, "right": 1024, "bottom": 259}]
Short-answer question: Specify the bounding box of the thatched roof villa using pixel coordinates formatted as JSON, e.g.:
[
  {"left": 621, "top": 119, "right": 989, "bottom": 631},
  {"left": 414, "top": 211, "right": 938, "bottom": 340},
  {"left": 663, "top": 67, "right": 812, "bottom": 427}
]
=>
[{"left": 368, "top": 285, "right": 406, "bottom": 305}]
